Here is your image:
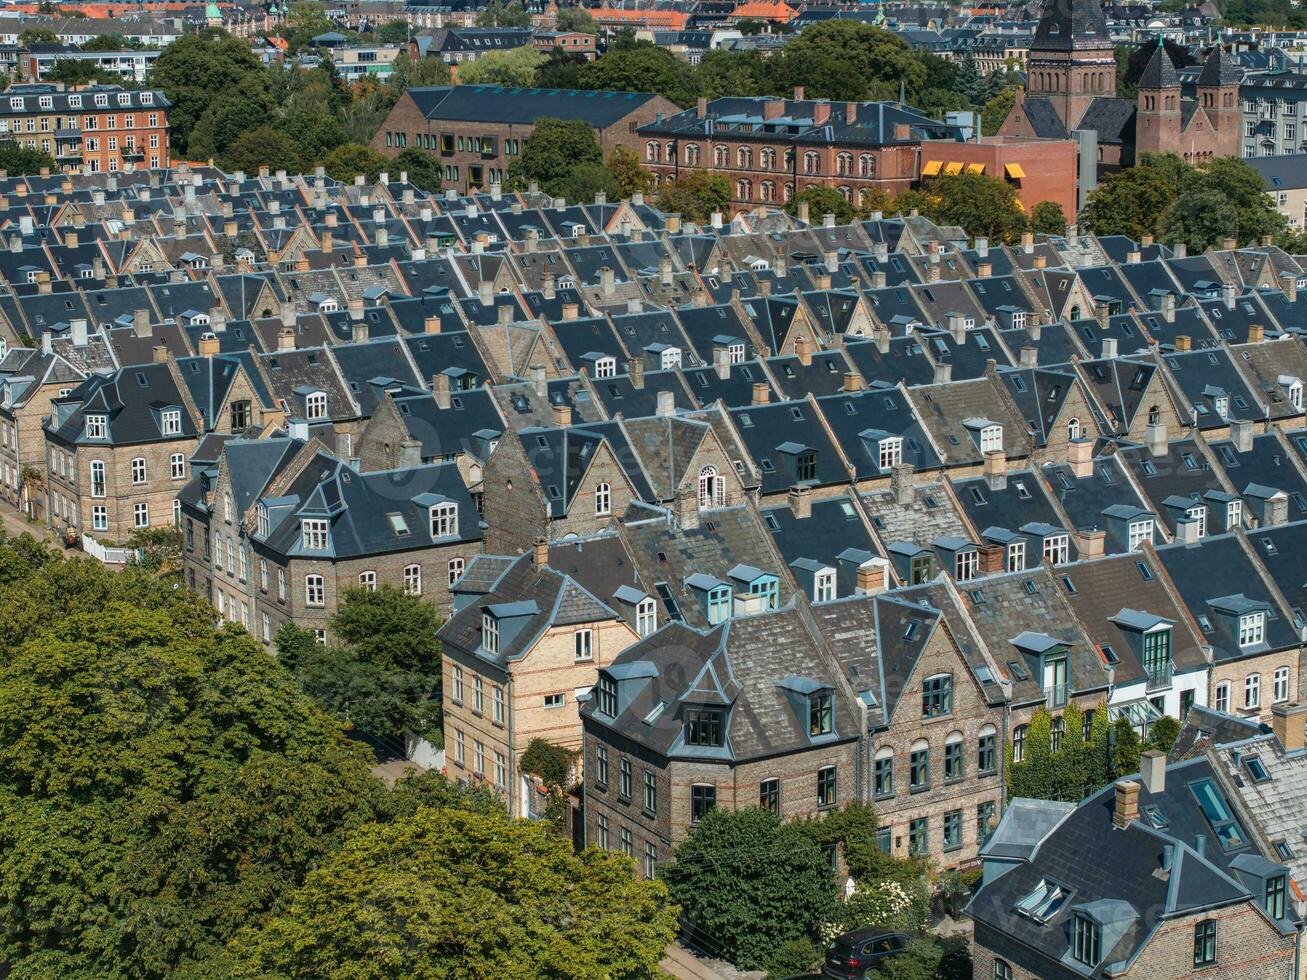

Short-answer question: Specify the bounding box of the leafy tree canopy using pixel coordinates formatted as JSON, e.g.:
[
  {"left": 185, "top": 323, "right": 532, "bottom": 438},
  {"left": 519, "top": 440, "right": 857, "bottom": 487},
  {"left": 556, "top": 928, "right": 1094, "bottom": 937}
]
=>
[
  {"left": 506, "top": 116, "right": 603, "bottom": 195},
  {"left": 457, "top": 45, "right": 546, "bottom": 87},
  {"left": 321, "top": 142, "right": 388, "bottom": 182},
  {"left": 391, "top": 147, "right": 442, "bottom": 191}
]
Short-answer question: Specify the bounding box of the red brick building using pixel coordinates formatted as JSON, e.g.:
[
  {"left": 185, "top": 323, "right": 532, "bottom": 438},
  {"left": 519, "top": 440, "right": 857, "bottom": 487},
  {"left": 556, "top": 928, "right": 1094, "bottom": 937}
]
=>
[
  {"left": 917, "top": 135, "right": 1079, "bottom": 221},
  {"left": 637, "top": 90, "right": 964, "bottom": 214},
  {"left": 0, "top": 83, "right": 169, "bottom": 174}
]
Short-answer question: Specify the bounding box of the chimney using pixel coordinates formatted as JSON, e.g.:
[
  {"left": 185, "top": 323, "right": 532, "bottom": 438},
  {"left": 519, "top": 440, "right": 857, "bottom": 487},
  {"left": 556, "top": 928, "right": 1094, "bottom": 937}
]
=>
[
  {"left": 656, "top": 389, "right": 675, "bottom": 417},
  {"left": 1222, "top": 236, "right": 1237, "bottom": 251},
  {"left": 351, "top": 321, "right": 367, "bottom": 344},
  {"left": 542, "top": 272, "right": 556, "bottom": 300},
  {"left": 674, "top": 483, "right": 699, "bottom": 531},
  {"left": 36, "top": 271, "right": 50, "bottom": 294},
  {"left": 134, "top": 308, "right": 151, "bottom": 336},
  {"left": 798, "top": 200, "right": 810, "bottom": 224},
  {"left": 277, "top": 328, "right": 295, "bottom": 351},
  {"left": 1281, "top": 273, "right": 1298, "bottom": 304},
  {"left": 1033, "top": 254, "right": 1046, "bottom": 270},
  {"left": 629, "top": 357, "right": 645, "bottom": 389},
  {"left": 399, "top": 438, "right": 422, "bottom": 468},
  {"left": 65, "top": 228, "right": 77, "bottom": 249},
  {"left": 697, "top": 96, "right": 707, "bottom": 118},
  {"left": 348, "top": 297, "right": 364, "bottom": 321},
  {"left": 199, "top": 332, "right": 219, "bottom": 357},
  {"left": 1175, "top": 516, "right": 1202, "bottom": 544},
  {"left": 432, "top": 372, "right": 451, "bottom": 409},
  {"left": 891, "top": 462, "right": 914, "bottom": 504},
  {"left": 152, "top": 344, "right": 169, "bottom": 364},
  {"left": 843, "top": 371, "right": 862, "bottom": 393},
  {"left": 1230, "top": 418, "right": 1254, "bottom": 453},
  {"left": 498, "top": 303, "right": 513, "bottom": 326},
  {"left": 1147, "top": 422, "right": 1168, "bottom": 458},
  {"left": 1175, "top": 335, "right": 1191, "bottom": 352},
  {"left": 1161, "top": 292, "right": 1175, "bottom": 323},
  {"left": 1021, "top": 231, "right": 1034, "bottom": 255},
  {"left": 1223, "top": 281, "right": 1237, "bottom": 310},
  {"left": 978, "top": 261, "right": 992, "bottom": 277},
  {"left": 947, "top": 311, "right": 967, "bottom": 343},
  {"left": 1140, "top": 751, "right": 1166, "bottom": 794},
  {"left": 529, "top": 366, "right": 547, "bottom": 398},
  {"left": 1271, "top": 703, "right": 1307, "bottom": 753},
  {"left": 70, "top": 318, "right": 87, "bottom": 348},
  {"left": 533, "top": 536, "right": 549, "bottom": 568},
  {"left": 667, "top": 213, "right": 681, "bottom": 234},
  {"left": 561, "top": 302, "right": 579, "bottom": 321},
  {"left": 713, "top": 345, "right": 731, "bottom": 381},
  {"left": 1126, "top": 249, "right": 1141, "bottom": 265},
  {"left": 1069, "top": 438, "right": 1093, "bottom": 479},
  {"left": 424, "top": 315, "right": 441, "bottom": 334},
  {"left": 552, "top": 403, "right": 572, "bottom": 427},
  {"left": 1077, "top": 528, "right": 1106, "bottom": 558},
  {"left": 600, "top": 266, "right": 615, "bottom": 296},
  {"left": 1248, "top": 323, "right": 1265, "bottom": 344},
  {"left": 933, "top": 361, "right": 952, "bottom": 384},
  {"left": 1174, "top": 242, "right": 1187, "bottom": 258},
  {"left": 794, "top": 336, "right": 812, "bottom": 366},
  {"left": 1141, "top": 233, "right": 1154, "bottom": 248},
  {"left": 788, "top": 485, "right": 811, "bottom": 520},
  {"left": 984, "top": 449, "right": 1006, "bottom": 491},
  {"left": 856, "top": 558, "right": 888, "bottom": 596},
  {"left": 478, "top": 279, "right": 494, "bottom": 307},
  {"left": 280, "top": 301, "right": 297, "bottom": 327},
  {"left": 1113, "top": 780, "right": 1140, "bottom": 830},
  {"left": 659, "top": 256, "right": 673, "bottom": 287},
  {"left": 751, "top": 381, "right": 770, "bottom": 405}
]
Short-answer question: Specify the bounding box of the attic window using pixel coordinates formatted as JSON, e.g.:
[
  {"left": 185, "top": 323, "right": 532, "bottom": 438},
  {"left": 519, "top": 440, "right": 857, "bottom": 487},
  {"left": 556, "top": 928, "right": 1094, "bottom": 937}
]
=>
[
  {"left": 1244, "top": 756, "right": 1271, "bottom": 783},
  {"left": 388, "top": 513, "right": 409, "bottom": 536},
  {"left": 1142, "top": 804, "right": 1168, "bottom": 829},
  {"left": 1015, "top": 879, "right": 1069, "bottom": 923}
]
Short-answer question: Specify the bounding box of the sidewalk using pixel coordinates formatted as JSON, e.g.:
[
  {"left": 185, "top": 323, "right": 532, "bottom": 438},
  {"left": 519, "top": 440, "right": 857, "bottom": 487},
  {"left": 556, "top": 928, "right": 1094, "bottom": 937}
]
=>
[
  {"left": 0, "top": 500, "right": 61, "bottom": 547},
  {"left": 660, "top": 944, "right": 755, "bottom": 980}
]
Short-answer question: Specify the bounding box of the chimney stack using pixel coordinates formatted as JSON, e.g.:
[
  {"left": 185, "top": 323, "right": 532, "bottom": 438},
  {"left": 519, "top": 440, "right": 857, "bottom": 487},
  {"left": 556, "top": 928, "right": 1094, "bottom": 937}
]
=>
[
  {"left": 432, "top": 372, "right": 451, "bottom": 409},
  {"left": 856, "top": 558, "right": 888, "bottom": 596},
  {"left": 1140, "top": 751, "right": 1166, "bottom": 794},
  {"left": 891, "top": 463, "right": 914, "bottom": 504},
  {"left": 1113, "top": 780, "right": 1140, "bottom": 830},
  {"left": 1272, "top": 703, "right": 1307, "bottom": 753},
  {"left": 788, "top": 485, "right": 811, "bottom": 520},
  {"left": 533, "top": 536, "right": 549, "bottom": 568},
  {"left": 751, "top": 381, "right": 770, "bottom": 405}
]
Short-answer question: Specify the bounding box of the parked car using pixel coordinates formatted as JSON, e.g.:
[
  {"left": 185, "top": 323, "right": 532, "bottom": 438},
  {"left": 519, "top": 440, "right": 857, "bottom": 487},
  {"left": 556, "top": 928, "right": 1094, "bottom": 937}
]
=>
[{"left": 821, "top": 928, "right": 913, "bottom": 978}]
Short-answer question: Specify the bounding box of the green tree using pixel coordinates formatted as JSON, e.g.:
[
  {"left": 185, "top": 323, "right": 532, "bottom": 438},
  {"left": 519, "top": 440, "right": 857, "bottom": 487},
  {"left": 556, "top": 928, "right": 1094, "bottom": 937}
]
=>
[
  {"left": 1148, "top": 714, "right": 1181, "bottom": 753},
  {"left": 1080, "top": 159, "right": 1181, "bottom": 240},
  {"left": 375, "top": 18, "right": 410, "bottom": 44},
  {"left": 81, "top": 33, "right": 141, "bottom": 51},
  {"left": 187, "top": 75, "right": 275, "bottom": 161},
  {"left": 457, "top": 45, "right": 546, "bottom": 87},
  {"left": 222, "top": 126, "right": 303, "bottom": 174},
  {"left": 869, "top": 939, "right": 944, "bottom": 980},
  {"left": 556, "top": 5, "right": 598, "bottom": 32},
  {"left": 284, "top": 0, "right": 337, "bottom": 52},
  {"left": 605, "top": 144, "right": 654, "bottom": 198},
  {"left": 321, "top": 142, "right": 388, "bottom": 182},
  {"left": 765, "top": 938, "right": 820, "bottom": 979},
  {"left": 773, "top": 21, "right": 924, "bottom": 102},
  {"left": 125, "top": 526, "right": 182, "bottom": 577},
  {"left": 1029, "top": 200, "right": 1067, "bottom": 236},
  {"left": 1113, "top": 717, "right": 1142, "bottom": 776},
  {"left": 918, "top": 171, "right": 1028, "bottom": 243},
  {"left": 148, "top": 32, "right": 268, "bottom": 155},
  {"left": 534, "top": 46, "right": 588, "bottom": 89},
  {"left": 17, "top": 27, "right": 59, "bottom": 46},
  {"left": 476, "top": 0, "right": 532, "bottom": 27},
  {"left": 224, "top": 807, "right": 677, "bottom": 977},
  {"left": 45, "top": 58, "right": 121, "bottom": 87},
  {"left": 786, "top": 185, "right": 857, "bottom": 225},
  {"left": 0, "top": 141, "right": 55, "bottom": 175},
  {"left": 332, "top": 583, "right": 442, "bottom": 675},
  {"left": 981, "top": 86, "right": 1015, "bottom": 137},
  {"left": 695, "top": 47, "right": 773, "bottom": 100},
  {"left": 506, "top": 116, "right": 602, "bottom": 195},
  {"left": 1167, "top": 155, "right": 1287, "bottom": 250},
  {"left": 391, "top": 147, "right": 442, "bottom": 191},
  {"left": 655, "top": 170, "right": 730, "bottom": 223},
  {"left": 955, "top": 52, "right": 986, "bottom": 105},
  {"left": 663, "top": 807, "right": 835, "bottom": 970},
  {"left": 281, "top": 107, "right": 348, "bottom": 168},
  {"left": 578, "top": 40, "right": 700, "bottom": 106}
]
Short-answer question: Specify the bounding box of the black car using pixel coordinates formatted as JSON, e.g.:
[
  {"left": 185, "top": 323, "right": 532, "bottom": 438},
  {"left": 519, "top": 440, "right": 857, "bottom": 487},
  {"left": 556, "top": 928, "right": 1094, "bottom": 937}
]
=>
[{"left": 821, "top": 928, "right": 912, "bottom": 979}]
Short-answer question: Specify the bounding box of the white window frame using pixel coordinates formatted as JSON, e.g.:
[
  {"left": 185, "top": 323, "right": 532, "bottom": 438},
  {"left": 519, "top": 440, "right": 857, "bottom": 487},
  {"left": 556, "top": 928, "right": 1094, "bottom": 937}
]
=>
[
  {"left": 170, "top": 452, "right": 185, "bottom": 480},
  {"left": 1239, "top": 611, "right": 1266, "bottom": 647},
  {"left": 1127, "top": 519, "right": 1154, "bottom": 552},
  {"left": 1007, "top": 539, "right": 1026, "bottom": 572},
  {"left": 1215, "top": 681, "right": 1230, "bottom": 713},
  {"left": 85, "top": 414, "right": 106, "bottom": 439},
  {"left": 301, "top": 519, "right": 329, "bottom": 551},
  {"left": 133, "top": 502, "right": 148, "bottom": 527},
  {"left": 403, "top": 563, "right": 422, "bottom": 595},
  {"left": 1245, "top": 672, "right": 1261, "bottom": 708},
  {"left": 305, "top": 574, "right": 326, "bottom": 607},
  {"left": 1274, "top": 666, "right": 1290, "bottom": 703},
  {"left": 429, "top": 502, "right": 458, "bottom": 538},
  {"left": 879, "top": 436, "right": 903, "bottom": 471},
  {"left": 814, "top": 567, "right": 836, "bottom": 602},
  {"left": 359, "top": 570, "right": 377, "bottom": 590},
  {"left": 161, "top": 409, "right": 181, "bottom": 436},
  {"left": 305, "top": 391, "right": 327, "bottom": 421},
  {"left": 574, "top": 628, "right": 593, "bottom": 662},
  {"left": 979, "top": 425, "right": 1003, "bottom": 453},
  {"left": 594, "top": 482, "right": 611, "bottom": 516},
  {"left": 636, "top": 597, "right": 656, "bottom": 636},
  {"left": 130, "top": 456, "right": 146, "bottom": 485}
]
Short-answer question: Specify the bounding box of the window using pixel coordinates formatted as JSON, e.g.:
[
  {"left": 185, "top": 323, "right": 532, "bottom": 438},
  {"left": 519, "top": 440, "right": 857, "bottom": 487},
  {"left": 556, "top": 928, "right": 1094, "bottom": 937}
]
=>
[
  {"left": 90, "top": 460, "right": 105, "bottom": 497},
  {"left": 429, "top": 502, "right": 457, "bottom": 538},
  {"left": 909, "top": 817, "right": 928, "bottom": 856},
  {"left": 1266, "top": 875, "right": 1287, "bottom": 920},
  {"left": 978, "top": 800, "right": 997, "bottom": 842},
  {"left": 592, "top": 672, "right": 616, "bottom": 716},
  {"left": 1191, "top": 778, "right": 1246, "bottom": 850},
  {"left": 1245, "top": 673, "right": 1261, "bottom": 709},
  {"left": 707, "top": 585, "right": 731, "bottom": 625},
  {"left": 453, "top": 728, "right": 465, "bottom": 766},
  {"left": 644, "top": 841, "right": 657, "bottom": 880},
  {"left": 594, "top": 482, "right": 611, "bottom": 516},
  {"left": 304, "top": 574, "right": 325, "bottom": 606},
  {"left": 170, "top": 453, "right": 185, "bottom": 480},
  {"left": 1013, "top": 725, "right": 1027, "bottom": 763},
  {"left": 482, "top": 613, "right": 499, "bottom": 654},
  {"left": 691, "top": 783, "right": 716, "bottom": 822},
  {"left": 403, "top": 564, "right": 421, "bottom": 595},
  {"left": 879, "top": 436, "right": 902, "bottom": 470},
  {"left": 161, "top": 409, "right": 181, "bottom": 436},
  {"left": 813, "top": 568, "right": 836, "bottom": 603},
  {"left": 493, "top": 686, "right": 504, "bottom": 725},
  {"left": 1239, "top": 611, "right": 1266, "bottom": 647},
  {"left": 874, "top": 748, "right": 894, "bottom": 798},
  {"left": 685, "top": 706, "right": 723, "bottom": 746},
  {"left": 130, "top": 457, "right": 146, "bottom": 485},
  {"left": 494, "top": 752, "right": 506, "bottom": 789},
  {"left": 1215, "top": 681, "right": 1230, "bottom": 713},
  {"left": 301, "top": 519, "right": 329, "bottom": 551},
  {"left": 1194, "top": 920, "right": 1217, "bottom": 967},
  {"left": 1128, "top": 519, "right": 1154, "bottom": 551},
  {"left": 85, "top": 414, "right": 106, "bottom": 439},
  {"left": 636, "top": 597, "right": 656, "bottom": 636},
  {"left": 1044, "top": 534, "right": 1069, "bottom": 565},
  {"left": 1051, "top": 715, "right": 1066, "bottom": 752},
  {"left": 910, "top": 741, "right": 930, "bottom": 791},
  {"left": 979, "top": 425, "right": 1002, "bottom": 453},
  {"left": 643, "top": 770, "right": 656, "bottom": 814},
  {"left": 1274, "top": 666, "right": 1290, "bottom": 703},
  {"left": 943, "top": 810, "right": 962, "bottom": 851},
  {"left": 698, "top": 465, "right": 723, "bottom": 509},
  {"left": 133, "top": 502, "right": 149, "bottom": 528},
  {"left": 618, "top": 758, "right": 631, "bottom": 799},
  {"left": 945, "top": 734, "right": 963, "bottom": 780},
  {"left": 809, "top": 691, "right": 833, "bottom": 736},
  {"left": 596, "top": 813, "right": 609, "bottom": 849},
  {"left": 448, "top": 557, "right": 465, "bottom": 586},
  {"left": 1143, "top": 629, "right": 1171, "bottom": 687},
  {"left": 1072, "top": 915, "right": 1101, "bottom": 967},
  {"left": 473, "top": 676, "right": 484, "bottom": 715},
  {"left": 1007, "top": 540, "right": 1026, "bottom": 572},
  {"left": 574, "top": 628, "right": 593, "bottom": 662},
  {"left": 92, "top": 505, "right": 107, "bottom": 531},
  {"left": 923, "top": 674, "right": 952, "bottom": 717},
  {"left": 474, "top": 741, "right": 484, "bottom": 775},
  {"left": 795, "top": 452, "right": 816, "bottom": 482},
  {"left": 978, "top": 726, "right": 997, "bottom": 773},
  {"left": 760, "top": 777, "right": 780, "bottom": 814},
  {"left": 305, "top": 391, "right": 327, "bottom": 420},
  {"left": 817, "top": 766, "right": 837, "bottom": 807},
  {"left": 544, "top": 693, "right": 564, "bottom": 709}
]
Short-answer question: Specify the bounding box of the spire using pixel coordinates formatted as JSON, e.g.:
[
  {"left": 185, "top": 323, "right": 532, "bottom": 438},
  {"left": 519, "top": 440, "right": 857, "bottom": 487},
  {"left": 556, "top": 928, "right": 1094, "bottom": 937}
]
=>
[
  {"left": 1197, "top": 44, "right": 1241, "bottom": 87},
  {"left": 1031, "top": 0, "right": 1110, "bottom": 51},
  {"left": 1138, "top": 41, "right": 1180, "bottom": 90}
]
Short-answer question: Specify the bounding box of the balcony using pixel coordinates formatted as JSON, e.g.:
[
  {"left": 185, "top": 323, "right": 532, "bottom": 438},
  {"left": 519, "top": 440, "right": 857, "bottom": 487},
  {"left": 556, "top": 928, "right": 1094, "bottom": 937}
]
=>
[
  {"left": 1044, "top": 683, "right": 1069, "bottom": 709},
  {"left": 1145, "top": 660, "right": 1173, "bottom": 692}
]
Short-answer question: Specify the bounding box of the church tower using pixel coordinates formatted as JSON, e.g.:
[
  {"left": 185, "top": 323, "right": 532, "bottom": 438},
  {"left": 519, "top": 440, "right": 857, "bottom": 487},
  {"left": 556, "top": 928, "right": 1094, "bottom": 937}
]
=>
[
  {"left": 1025, "top": 0, "right": 1117, "bottom": 131},
  {"left": 1135, "top": 39, "right": 1182, "bottom": 158},
  {"left": 1195, "top": 45, "right": 1242, "bottom": 159}
]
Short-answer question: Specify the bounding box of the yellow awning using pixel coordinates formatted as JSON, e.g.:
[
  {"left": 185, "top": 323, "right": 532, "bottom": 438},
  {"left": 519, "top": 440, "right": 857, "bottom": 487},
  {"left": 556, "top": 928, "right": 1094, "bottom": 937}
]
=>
[
  {"left": 966, "top": 162, "right": 986, "bottom": 174},
  {"left": 944, "top": 161, "right": 964, "bottom": 175},
  {"left": 1004, "top": 162, "right": 1027, "bottom": 179},
  {"left": 921, "top": 159, "right": 942, "bottom": 176}
]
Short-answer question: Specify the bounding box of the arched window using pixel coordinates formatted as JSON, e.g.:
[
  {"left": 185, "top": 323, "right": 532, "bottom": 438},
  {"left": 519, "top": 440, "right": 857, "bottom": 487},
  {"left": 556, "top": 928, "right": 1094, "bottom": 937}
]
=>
[
  {"left": 803, "top": 151, "right": 821, "bottom": 175},
  {"left": 1013, "top": 724, "right": 1028, "bottom": 763},
  {"left": 873, "top": 744, "right": 894, "bottom": 798},
  {"left": 736, "top": 178, "right": 752, "bottom": 201},
  {"left": 1067, "top": 417, "right": 1081, "bottom": 441},
  {"left": 1148, "top": 405, "right": 1161, "bottom": 426},
  {"left": 859, "top": 153, "right": 875, "bottom": 177},
  {"left": 684, "top": 143, "right": 700, "bottom": 165},
  {"left": 737, "top": 146, "right": 752, "bottom": 168},
  {"left": 782, "top": 182, "right": 794, "bottom": 202},
  {"left": 837, "top": 186, "right": 852, "bottom": 201},
  {"left": 645, "top": 140, "right": 660, "bottom": 162},
  {"left": 714, "top": 144, "right": 729, "bottom": 167},
  {"left": 595, "top": 482, "right": 611, "bottom": 517},
  {"left": 665, "top": 141, "right": 675, "bottom": 161},
  {"left": 836, "top": 152, "right": 852, "bottom": 176},
  {"left": 760, "top": 147, "right": 775, "bottom": 170},
  {"left": 698, "top": 465, "right": 724, "bottom": 510},
  {"left": 760, "top": 180, "right": 775, "bottom": 202},
  {"left": 1069, "top": 304, "right": 1081, "bottom": 320}
]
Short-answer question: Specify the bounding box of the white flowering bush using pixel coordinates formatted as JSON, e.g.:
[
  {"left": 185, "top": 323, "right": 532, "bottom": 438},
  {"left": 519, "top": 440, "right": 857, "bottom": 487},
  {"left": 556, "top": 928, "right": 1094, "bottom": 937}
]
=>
[{"left": 819, "top": 877, "right": 929, "bottom": 943}]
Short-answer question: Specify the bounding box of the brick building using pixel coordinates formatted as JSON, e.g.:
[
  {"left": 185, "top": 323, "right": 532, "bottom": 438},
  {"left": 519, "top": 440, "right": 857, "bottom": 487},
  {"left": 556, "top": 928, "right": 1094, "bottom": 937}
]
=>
[
  {"left": 637, "top": 92, "right": 963, "bottom": 214},
  {"left": 0, "top": 83, "right": 169, "bottom": 174},
  {"left": 917, "top": 135, "right": 1079, "bottom": 220},
  {"left": 372, "top": 84, "right": 678, "bottom": 194}
]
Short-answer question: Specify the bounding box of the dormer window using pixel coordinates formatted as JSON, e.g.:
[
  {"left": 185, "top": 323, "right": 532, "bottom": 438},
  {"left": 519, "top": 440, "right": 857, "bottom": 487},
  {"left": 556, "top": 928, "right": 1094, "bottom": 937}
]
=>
[
  {"left": 141, "top": 92, "right": 153, "bottom": 105},
  {"left": 814, "top": 567, "right": 836, "bottom": 602},
  {"left": 808, "top": 691, "right": 833, "bottom": 736},
  {"left": 306, "top": 391, "right": 327, "bottom": 421},
  {"left": 595, "top": 356, "right": 615, "bottom": 378},
  {"left": 1266, "top": 874, "right": 1287, "bottom": 920},
  {"left": 256, "top": 502, "right": 269, "bottom": 537},
  {"left": 1227, "top": 499, "right": 1243, "bottom": 528},
  {"left": 1214, "top": 395, "right": 1229, "bottom": 419},
  {"left": 1007, "top": 540, "right": 1026, "bottom": 571},
  {"left": 1127, "top": 518, "right": 1154, "bottom": 551},
  {"left": 636, "top": 597, "right": 656, "bottom": 636},
  {"left": 795, "top": 451, "right": 816, "bottom": 482},
  {"left": 161, "top": 409, "right": 181, "bottom": 436},
  {"left": 681, "top": 703, "right": 726, "bottom": 748},
  {"left": 1186, "top": 505, "right": 1207, "bottom": 537},
  {"left": 429, "top": 502, "right": 457, "bottom": 538},
  {"left": 955, "top": 550, "right": 978, "bottom": 582},
  {"left": 84, "top": 413, "right": 107, "bottom": 439},
  {"left": 595, "top": 673, "right": 617, "bottom": 716},
  {"left": 94, "top": 94, "right": 108, "bottom": 107},
  {"left": 750, "top": 575, "right": 779, "bottom": 610},
  {"left": 728, "top": 342, "right": 745, "bottom": 364},
  {"left": 68, "top": 94, "right": 81, "bottom": 108},
  {"left": 301, "top": 519, "right": 329, "bottom": 551},
  {"left": 1239, "top": 611, "right": 1266, "bottom": 647},
  {"left": 1143, "top": 628, "right": 1171, "bottom": 687},
  {"left": 980, "top": 424, "right": 1002, "bottom": 453},
  {"left": 482, "top": 612, "right": 499, "bottom": 655},
  {"left": 879, "top": 436, "right": 902, "bottom": 470},
  {"left": 1072, "top": 914, "right": 1101, "bottom": 967},
  {"left": 660, "top": 346, "right": 681, "bottom": 369},
  {"left": 317, "top": 299, "right": 338, "bottom": 313},
  {"left": 1044, "top": 534, "right": 1069, "bottom": 565},
  {"left": 707, "top": 584, "right": 732, "bottom": 625}
]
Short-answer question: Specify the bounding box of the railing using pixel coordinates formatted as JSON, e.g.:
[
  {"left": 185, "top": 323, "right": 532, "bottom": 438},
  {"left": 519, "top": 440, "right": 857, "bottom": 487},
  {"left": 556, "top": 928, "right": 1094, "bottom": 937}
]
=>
[
  {"left": 80, "top": 533, "right": 140, "bottom": 566},
  {"left": 1044, "top": 683, "right": 1069, "bottom": 709},
  {"left": 1145, "top": 660, "right": 1174, "bottom": 691}
]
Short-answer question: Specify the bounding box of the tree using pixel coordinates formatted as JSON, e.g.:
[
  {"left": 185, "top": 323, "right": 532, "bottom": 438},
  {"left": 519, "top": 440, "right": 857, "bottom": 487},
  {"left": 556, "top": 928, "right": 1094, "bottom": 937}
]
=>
[
  {"left": 457, "top": 45, "right": 545, "bottom": 87},
  {"left": 1148, "top": 715, "right": 1180, "bottom": 753},
  {"left": 81, "top": 33, "right": 140, "bottom": 51},
  {"left": 534, "top": 46, "right": 588, "bottom": 89},
  {"left": 605, "top": 145, "right": 653, "bottom": 198},
  {"left": 375, "top": 19, "right": 410, "bottom": 44},
  {"left": 868, "top": 939, "right": 943, "bottom": 980},
  {"left": 737, "top": 17, "right": 768, "bottom": 35},
  {"left": 0, "top": 141, "right": 55, "bottom": 175},
  {"left": 1080, "top": 160, "right": 1179, "bottom": 240},
  {"left": 772, "top": 21, "right": 924, "bottom": 102},
  {"left": 786, "top": 185, "right": 857, "bottom": 225},
  {"left": 765, "top": 938, "right": 820, "bottom": 979},
  {"left": 955, "top": 53, "right": 986, "bottom": 106},
  {"left": 476, "top": 0, "right": 532, "bottom": 27},
  {"left": 391, "top": 147, "right": 442, "bottom": 191},
  {"left": 556, "top": 5, "right": 598, "bottom": 33},
  {"left": 578, "top": 40, "right": 700, "bottom": 107},
  {"left": 46, "top": 58, "right": 121, "bottom": 86},
  {"left": 331, "top": 584, "right": 442, "bottom": 676},
  {"left": 284, "top": 0, "right": 337, "bottom": 52},
  {"left": 125, "top": 526, "right": 182, "bottom": 577},
  {"left": 506, "top": 116, "right": 602, "bottom": 195},
  {"left": 1113, "top": 717, "right": 1142, "bottom": 776},
  {"left": 981, "top": 86, "right": 1015, "bottom": 137},
  {"left": 187, "top": 75, "right": 276, "bottom": 161},
  {"left": 224, "top": 807, "right": 677, "bottom": 978},
  {"left": 1029, "top": 200, "right": 1067, "bottom": 236},
  {"left": 148, "top": 32, "right": 268, "bottom": 155},
  {"left": 222, "top": 126, "right": 308, "bottom": 177},
  {"left": 914, "top": 172, "right": 1028, "bottom": 243},
  {"left": 520, "top": 738, "right": 578, "bottom": 789},
  {"left": 321, "top": 142, "right": 388, "bottom": 182},
  {"left": 17, "top": 28, "right": 59, "bottom": 46},
  {"left": 655, "top": 170, "right": 730, "bottom": 223},
  {"left": 663, "top": 807, "right": 835, "bottom": 970},
  {"left": 281, "top": 107, "right": 348, "bottom": 168}
]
